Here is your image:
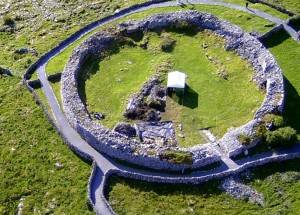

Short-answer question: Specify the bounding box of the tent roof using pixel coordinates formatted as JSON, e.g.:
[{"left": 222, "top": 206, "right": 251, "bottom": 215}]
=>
[{"left": 167, "top": 71, "right": 186, "bottom": 88}]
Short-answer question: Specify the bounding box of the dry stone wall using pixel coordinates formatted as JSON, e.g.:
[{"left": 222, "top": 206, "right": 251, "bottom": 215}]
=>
[{"left": 61, "top": 11, "right": 284, "bottom": 170}]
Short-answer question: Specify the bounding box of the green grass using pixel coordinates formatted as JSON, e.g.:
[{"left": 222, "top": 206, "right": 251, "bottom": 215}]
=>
[
  {"left": 0, "top": 0, "right": 146, "bottom": 76},
  {"left": 81, "top": 30, "right": 264, "bottom": 147},
  {"left": 80, "top": 45, "right": 155, "bottom": 128},
  {"left": 261, "top": 0, "right": 300, "bottom": 14},
  {"left": 106, "top": 158, "right": 300, "bottom": 214},
  {"left": 262, "top": 29, "right": 300, "bottom": 137},
  {"left": 0, "top": 75, "right": 93, "bottom": 214},
  {"left": 219, "top": 0, "right": 291, "bottom": 20}
]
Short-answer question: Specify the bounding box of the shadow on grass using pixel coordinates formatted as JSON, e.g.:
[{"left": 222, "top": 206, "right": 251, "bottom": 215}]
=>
[
  {"left": 105, "top": 173, "right": 222, "bottom": 199},
  {"left": 77, "top": 56, "right": 100, "bottom": 105},
  {"left": 168, "top": 84, "right": 198, "bottom": 109},
  {"left": 283, "top": 77, "right": 300, "bottom": 135},
  {"left": 245, "top": 158, "right": 300, "bottom": 181},
  {"left": 182, "top": 85, "right": 198, "bottom": 109},
  {"left": 262, "top": 28, "right": 290, "bottom": 48},
  {"left": 78, "top": 43, "right": 123, "bottom": 105}
]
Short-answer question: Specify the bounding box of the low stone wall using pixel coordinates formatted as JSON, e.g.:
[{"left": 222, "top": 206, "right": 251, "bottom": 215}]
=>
[
  {"left": 87, "top": 163, "right": 98, "bottom": 214},
  {"left": 248, "top": 0, "right": 295, "bottom": 16},
  {"left": 258, "top": 24, "right": 283, "bottom": 41},
  {"left": 61, "top": 11, "right": 284, "bottom": 171},
  {"left": 23, "top": 80, "right": 93, "bottom": 162},
  {"left": 77, "top": 124, "right": 221, "bottom": 171},
  {"left": 103, "top": 151, "right": 300, "bottom": 186},
  {"left": 100, "top": 146, "right": 300, "bottom": 213}
]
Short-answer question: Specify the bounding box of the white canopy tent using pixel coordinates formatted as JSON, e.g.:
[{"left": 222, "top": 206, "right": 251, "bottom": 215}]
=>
[{"left": 167, "top": 71, "right": 186, "bottom": 89}]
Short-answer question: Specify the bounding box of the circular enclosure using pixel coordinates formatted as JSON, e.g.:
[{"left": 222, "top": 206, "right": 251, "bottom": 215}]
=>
[{"left": 61, "top": 11, "right": 284, "bottom": 171}]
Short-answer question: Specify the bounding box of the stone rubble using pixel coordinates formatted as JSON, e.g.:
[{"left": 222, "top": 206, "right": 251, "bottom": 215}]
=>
[
  {"left": 14, "top": 47, "right": 39, "bottom": 56},
  {"left": 221, "top": 176, "right": 265, "bottom": 207}
]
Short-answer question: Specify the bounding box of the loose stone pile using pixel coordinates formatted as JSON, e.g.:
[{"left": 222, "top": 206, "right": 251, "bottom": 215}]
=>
[
  {"left": 221, "top": 176, "right": 265, "bottom": 207},
  {"left": 61, "top": 11, "right": 284, "bottom": 171}
]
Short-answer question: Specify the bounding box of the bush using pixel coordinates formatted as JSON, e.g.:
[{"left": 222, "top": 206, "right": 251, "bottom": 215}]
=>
[
  {"left": 3, "top": 15, "right": 15, "bottom": 25},
  {"left": 238, "top": 134, "right": 252, "bottom": 146},
  {"left": 253, "top": 124, "right": 266, "bottom": 139},
  {"left": 273, "top": 115, "right": 285, "bottom": 128},
  {"left": 263, "top": 114, "right": 277, "bottom": 123},
  {"left": 160, "top": 150, "right": 193, "bottom": 165},
  {"left": 265, "top": 126, "right": 298, "bottom": 147},
  {"left": 263, "top": 114, "right": 285, "bottom": 130},
  {"left": 160, "top": 33, "right": 176, "bottom": 52}
]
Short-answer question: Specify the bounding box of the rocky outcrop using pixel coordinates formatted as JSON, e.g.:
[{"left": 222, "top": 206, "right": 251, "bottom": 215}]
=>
[{"left": 14, "top": 47, "right": 39, "bottom": 56}]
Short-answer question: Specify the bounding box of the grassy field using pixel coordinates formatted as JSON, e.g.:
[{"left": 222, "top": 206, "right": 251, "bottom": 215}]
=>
[
  {"left": 80, "top": 30, "right": 263, "bottom": 147},
  {"left": 261, "top": 0, "right": 300, "bottom": 14},
  {"left": 0, "top": 0, "right": 145, "bottom": 76},
  {"left": 106, "top": 158, "right": 300, "bottom": 214},
  {"left": 209, "top": 0, "right": 291, "bottom": 20},
  {"left": 1, "top": 0, "right": 299, "bottom": 214},
  {"left": 0, "top": 75, "right": 93, "bottom": 214}
]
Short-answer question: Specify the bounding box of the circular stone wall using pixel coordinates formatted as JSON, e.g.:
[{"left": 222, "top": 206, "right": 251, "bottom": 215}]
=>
[{"left": 61, "top": 11, "right": 284, "bottom": 171}]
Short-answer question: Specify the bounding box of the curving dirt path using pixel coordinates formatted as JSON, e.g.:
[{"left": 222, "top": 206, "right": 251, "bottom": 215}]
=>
[{"left": 34, "top": 1, "right": 300, "bottom": 214}]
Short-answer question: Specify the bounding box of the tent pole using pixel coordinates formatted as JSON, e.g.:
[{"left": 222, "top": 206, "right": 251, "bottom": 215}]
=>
[{"left": 182, "top": 87, "right": 184, "bottom": 106}]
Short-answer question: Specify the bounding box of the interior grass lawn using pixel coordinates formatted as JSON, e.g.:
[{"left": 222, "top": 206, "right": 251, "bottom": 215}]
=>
[
  {"left": 262, "top": 29, "right": 300, "bottom": 137},
  {"left": 106, "top": 158, "right": 300, "bottom": 215},
  {"left": 80, "top": 30, "right": 264, "bottom": 147},
  {"left": 0, "top": 75, "right": 93, "bottom": 214}
]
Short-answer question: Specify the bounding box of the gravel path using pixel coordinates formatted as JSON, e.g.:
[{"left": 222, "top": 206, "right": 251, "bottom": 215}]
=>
[{"left": 35, "top": 1, "right": 300, "bottom": 214}]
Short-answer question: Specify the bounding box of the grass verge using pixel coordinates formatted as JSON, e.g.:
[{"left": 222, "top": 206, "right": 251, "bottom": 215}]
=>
[{"left": 0, "top": 75, "right": 93, "bottom": 214}]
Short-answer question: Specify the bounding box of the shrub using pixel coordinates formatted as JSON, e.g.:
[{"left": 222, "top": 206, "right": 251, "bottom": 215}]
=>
[
  {"left": 160, "top": 33, "right": 176, "bottom": 52},
  {"left": 273, "top": 115, "right": 285, "bottom": 128},
  {"left": 238, "top": 134, "right": 252, "bottom": 146},
  {"left": 253, "top": 124, "right": 266, "bottom": 139},
  {"left": 265, "top": 126, "right": 298, "bottom": 147},
  {"left": 3, "top": 15, "right": 15, "bottom": 25},
  {"left": 263, "top": 114, "right": 277, "bottom": 123},
  {"left": 263, "top": 114, "right": 285, "bottom": 130},
  {"left": 160, "top": 150, "right": 193, "bottom": 165}
]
